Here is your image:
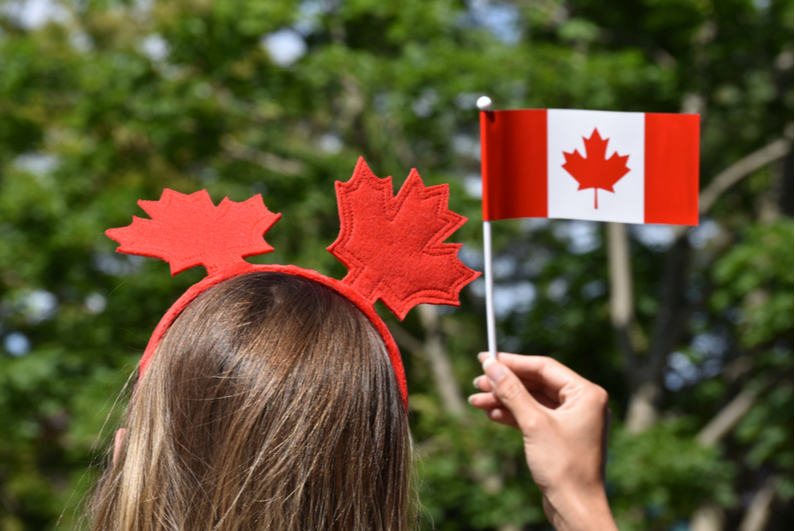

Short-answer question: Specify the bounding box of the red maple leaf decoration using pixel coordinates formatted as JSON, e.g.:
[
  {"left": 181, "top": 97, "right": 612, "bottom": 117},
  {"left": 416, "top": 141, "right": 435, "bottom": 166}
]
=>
[
  {"left": 562, "top": 128, "right": 631, "bottom": 209},
  {"left": 328, "top": 158, "right": 480, "bottom": 320},
  {"left": 106, "top": 189, "right": 281, "bottom": 276}
]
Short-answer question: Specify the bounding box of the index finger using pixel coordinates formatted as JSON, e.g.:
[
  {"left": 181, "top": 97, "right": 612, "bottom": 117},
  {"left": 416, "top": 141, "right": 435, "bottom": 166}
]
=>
[{"left": 479, "top": 353, "right": 589, "bottom": 395}]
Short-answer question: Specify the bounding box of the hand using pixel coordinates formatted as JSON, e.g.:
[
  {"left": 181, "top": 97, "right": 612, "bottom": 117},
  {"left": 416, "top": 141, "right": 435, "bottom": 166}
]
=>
[{"left": 469, "top": 353, "right": 617, "bottom": 531}]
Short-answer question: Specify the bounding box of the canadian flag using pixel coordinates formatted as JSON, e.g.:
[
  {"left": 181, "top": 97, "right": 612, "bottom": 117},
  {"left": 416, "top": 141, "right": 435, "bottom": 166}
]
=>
[{"left": 480, "top": 109, "right": 700, "bottom": 225}]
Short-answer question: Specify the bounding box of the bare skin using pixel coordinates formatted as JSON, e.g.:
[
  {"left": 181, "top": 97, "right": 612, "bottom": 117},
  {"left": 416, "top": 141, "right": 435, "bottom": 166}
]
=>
[{"left": 469, "top": 352, "right": 618, "bottom": 531}]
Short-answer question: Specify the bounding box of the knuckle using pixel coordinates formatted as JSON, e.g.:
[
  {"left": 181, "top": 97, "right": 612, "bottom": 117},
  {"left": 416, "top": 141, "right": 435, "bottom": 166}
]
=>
[
  {"left": 520, "top": 413, "right": 540, "bottom": 432},
  {"left": 590, "top": 384, "right": 609, "bottom": 406},
  {"left": 519, "top": 411, "right": 548, "bottom": 435},
  {"left": 498, "top": 377, "right": 526, "bottom": 404}
]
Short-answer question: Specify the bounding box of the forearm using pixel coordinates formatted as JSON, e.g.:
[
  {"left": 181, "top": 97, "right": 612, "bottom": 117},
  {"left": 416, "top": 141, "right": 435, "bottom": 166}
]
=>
[{"left": 544, "top": 488, "right": 619, "bottom": 531}]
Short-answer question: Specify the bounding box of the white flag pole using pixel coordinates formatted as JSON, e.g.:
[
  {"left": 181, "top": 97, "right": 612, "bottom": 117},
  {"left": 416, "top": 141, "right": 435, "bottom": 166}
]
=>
[{"left": 477, "top": 96, "right": 498, "bottom": 360}]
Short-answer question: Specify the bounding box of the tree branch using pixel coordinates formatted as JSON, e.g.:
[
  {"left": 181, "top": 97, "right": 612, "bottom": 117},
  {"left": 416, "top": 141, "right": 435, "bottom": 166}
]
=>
[
  {"left": 697, "top": 389, "right": 758, "bottom": 446},
  {"left": 738, "top": 475, "right": 780, "bottom": 531},
  {"left": 221, "top": 136, "right": 306, "bottom": 175},
  {"left": 699, "top": 135, "right": 792, "bottom": 215},
  {"left": 386, "top": 321, "right": 425, "bottom": 353}
]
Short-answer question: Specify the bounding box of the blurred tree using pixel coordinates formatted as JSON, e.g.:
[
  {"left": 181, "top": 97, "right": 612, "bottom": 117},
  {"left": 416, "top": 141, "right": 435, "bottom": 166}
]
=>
[{"left": 0, "top": 0, "right": 791, "bottom": 530}]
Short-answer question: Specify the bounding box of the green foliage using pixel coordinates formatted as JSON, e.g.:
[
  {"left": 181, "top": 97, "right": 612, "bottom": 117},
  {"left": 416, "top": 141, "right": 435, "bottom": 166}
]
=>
[
  {"left": 0, "top": 0, "right": 792, "bottom": 529},
  {"left": 712, "top": 220, "right": 794, "bottom": 492},
  {"left": 411, "top": 398, "right": 544, "bottom": 530},
  {"left": 712, "top": 220, "right": 794, "bottom": 347},
  {"left": 609, "top": 420, "right": 735, "bottom": 530}
]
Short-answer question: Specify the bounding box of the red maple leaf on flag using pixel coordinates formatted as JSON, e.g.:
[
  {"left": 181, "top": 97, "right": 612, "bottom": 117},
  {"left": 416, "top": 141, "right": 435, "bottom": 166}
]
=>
[
  {"left": 562, "top": 128, "right": 630, "bottom": 209},
  {"left": 328, "top": 158, "right": 480, "bottom": 320},
  {"left": 106, "top": 189, "right": 281, "bottom": 276}
]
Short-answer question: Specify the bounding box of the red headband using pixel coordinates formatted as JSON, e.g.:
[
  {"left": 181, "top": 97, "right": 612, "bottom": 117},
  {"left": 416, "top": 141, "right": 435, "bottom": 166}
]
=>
[{"left": 106, "top": 158, "right": 480, "bottom": 409}]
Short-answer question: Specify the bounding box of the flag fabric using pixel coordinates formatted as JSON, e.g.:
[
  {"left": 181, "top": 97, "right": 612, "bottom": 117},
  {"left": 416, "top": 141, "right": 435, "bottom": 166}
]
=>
[{"left": 480, "top": 109, "right": 700, "bottom": 225}]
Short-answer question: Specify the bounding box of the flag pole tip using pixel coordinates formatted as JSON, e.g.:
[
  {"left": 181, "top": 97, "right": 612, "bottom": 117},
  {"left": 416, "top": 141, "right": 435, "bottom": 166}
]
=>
[{"left": 476, "top": 96, "right": 492, "bottom": 111}]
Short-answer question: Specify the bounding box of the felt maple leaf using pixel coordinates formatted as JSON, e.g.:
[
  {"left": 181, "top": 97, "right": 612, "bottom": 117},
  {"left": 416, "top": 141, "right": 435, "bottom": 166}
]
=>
[
  {"left": 562, "top": 128, "right": 630, "bottom": 209},
  {"left": 106, "top": 189, "right": 281, "bottom": 276},
  {"left": 328, "top": 158, "right": 480, "bottom": 320}
]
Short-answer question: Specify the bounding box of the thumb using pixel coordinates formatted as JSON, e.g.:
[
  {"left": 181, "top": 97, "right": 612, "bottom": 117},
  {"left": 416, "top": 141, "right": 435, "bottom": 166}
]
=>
[{"left": 483, "top": 358, "right": 541, "bottom": 427}]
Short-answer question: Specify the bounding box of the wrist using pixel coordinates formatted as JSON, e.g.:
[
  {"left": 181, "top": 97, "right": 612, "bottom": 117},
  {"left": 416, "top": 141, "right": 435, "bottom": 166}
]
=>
[{"left": 543, "top": 484, "right": 618, "bottom": 531}]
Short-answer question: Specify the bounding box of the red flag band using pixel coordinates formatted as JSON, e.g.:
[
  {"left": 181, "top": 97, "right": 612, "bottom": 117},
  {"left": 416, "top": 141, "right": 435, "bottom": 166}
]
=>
[{"left": 480, "top": 109, "right": 700, "bottom": 225}]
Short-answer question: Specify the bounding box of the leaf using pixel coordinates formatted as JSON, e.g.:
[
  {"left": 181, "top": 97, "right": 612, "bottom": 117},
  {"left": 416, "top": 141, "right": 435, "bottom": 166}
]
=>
[
  {"left": 562, "top": 128, "right": 630, "bottom": 209},
  {"left": 328, "top": 158, "right": 480, "bottom": 320},
  {"left": 106, "top": 189, "right": 281, "bottom": 276}
]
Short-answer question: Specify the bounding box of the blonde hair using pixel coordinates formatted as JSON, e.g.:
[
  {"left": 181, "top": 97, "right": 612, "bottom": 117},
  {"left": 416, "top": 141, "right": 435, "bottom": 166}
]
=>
[{"left": 90, "top": 272, "right": 415, "bottom": 531}]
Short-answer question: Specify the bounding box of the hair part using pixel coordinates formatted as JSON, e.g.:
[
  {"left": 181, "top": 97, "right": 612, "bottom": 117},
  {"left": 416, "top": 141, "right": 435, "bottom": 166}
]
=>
[{"left": 90, "top": 272, "right": 415, "bottom": 531}]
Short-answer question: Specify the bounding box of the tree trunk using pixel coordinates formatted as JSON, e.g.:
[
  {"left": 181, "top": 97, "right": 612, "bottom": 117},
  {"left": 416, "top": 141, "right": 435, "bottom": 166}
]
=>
[
  {"left": 606, "top": 223, "right": 689, "bottom": 433},
  {"left": 607, "top": 222, "right": 634, "bottom": 331},
  {"left": 417, "top": 304, "right": 467, "bottom": 416},
  {"left": 387, "top": 307, "right": 466, "bottom": 417},
  {"left": 690, "top": 503, "right": 725, "bottom": 531},
  {"left": 624, "top": 381, "right": 662, "bottom": 434}
]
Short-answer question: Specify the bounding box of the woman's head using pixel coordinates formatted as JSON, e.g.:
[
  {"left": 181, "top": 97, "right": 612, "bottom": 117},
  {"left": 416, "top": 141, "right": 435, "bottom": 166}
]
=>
[{"left": 91, "top": 272, "right": 413, "bottom": 531}]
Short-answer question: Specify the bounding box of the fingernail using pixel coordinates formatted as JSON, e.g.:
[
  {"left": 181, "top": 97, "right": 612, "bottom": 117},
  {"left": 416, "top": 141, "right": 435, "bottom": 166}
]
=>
[
  {"left": 478, "top": 352, "right": 488, "bottom": 362},
  {"left": 473, "top": 376, "right": 481, "bottom": 389},
  {"left": 467, "top": 395, "right": 476, "bottom": 405},
  {"left": 483, "top": 358, "right": 506, "bottom": 383}
]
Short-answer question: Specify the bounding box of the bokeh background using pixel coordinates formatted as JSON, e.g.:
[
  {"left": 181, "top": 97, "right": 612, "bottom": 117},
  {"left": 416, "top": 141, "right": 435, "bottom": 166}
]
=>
[{"left": 0, "top": 0, "right": 792, "bottom": 529}]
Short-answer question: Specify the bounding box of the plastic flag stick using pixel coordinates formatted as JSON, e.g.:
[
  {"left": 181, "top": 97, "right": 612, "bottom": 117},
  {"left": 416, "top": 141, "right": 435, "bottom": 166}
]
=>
[
  {"left": 482, "top": 220, "right": 497, "bottom": 360},
  {"left": 477, "top": 96, "right": 497, "bottom": 360}
]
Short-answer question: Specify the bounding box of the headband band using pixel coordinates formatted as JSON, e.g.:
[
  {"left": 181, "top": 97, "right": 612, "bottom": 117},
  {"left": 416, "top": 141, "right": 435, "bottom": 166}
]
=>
[{"left": 106, "top": 158, "right": 480, "bottom": 409}]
